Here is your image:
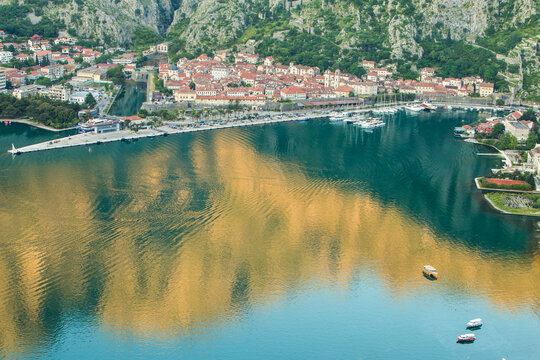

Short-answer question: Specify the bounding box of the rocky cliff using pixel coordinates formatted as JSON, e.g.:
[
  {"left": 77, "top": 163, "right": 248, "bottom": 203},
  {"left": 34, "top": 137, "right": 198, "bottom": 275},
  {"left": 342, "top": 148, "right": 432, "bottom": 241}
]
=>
[
  {"left": 4, "top": 1, "right": 534, "bottom": 54},
  {"left": 1, "top": 0, "right": 538, "bottom": 97}
]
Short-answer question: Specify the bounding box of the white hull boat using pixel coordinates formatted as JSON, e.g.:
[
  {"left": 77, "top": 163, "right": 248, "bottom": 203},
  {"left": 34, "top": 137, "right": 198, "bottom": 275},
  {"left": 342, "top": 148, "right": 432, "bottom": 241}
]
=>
[{"left": 467, "top": 319, "right": 483, "bottom": 328}]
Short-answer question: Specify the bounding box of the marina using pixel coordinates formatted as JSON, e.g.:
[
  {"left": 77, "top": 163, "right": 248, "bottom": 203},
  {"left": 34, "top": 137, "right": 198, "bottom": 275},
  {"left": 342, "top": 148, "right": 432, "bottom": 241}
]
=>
[{"left": 6, "top": 103, "right": 525, "bottom": 155}]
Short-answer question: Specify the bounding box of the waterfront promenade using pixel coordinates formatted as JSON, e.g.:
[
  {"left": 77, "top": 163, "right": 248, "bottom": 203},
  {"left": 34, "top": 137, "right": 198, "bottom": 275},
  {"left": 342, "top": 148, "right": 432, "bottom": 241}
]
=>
[{"left": 7, "top": 114, "right": 314, "bottom": 155}]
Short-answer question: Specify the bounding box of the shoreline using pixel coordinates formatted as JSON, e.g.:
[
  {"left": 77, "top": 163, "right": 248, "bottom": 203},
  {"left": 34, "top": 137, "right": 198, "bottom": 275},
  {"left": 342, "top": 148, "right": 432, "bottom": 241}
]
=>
[
  {"left": 464, "top": 138, "right": 512, "bottom": 167},
  {"left": 483, "top": 193, "right": 540, "bottom": 217},
  {"left": 1, "top": 118, "right": 75, "bottom": 132},
  {"left": 464, "top": 140, "right": 540, "bottom": 216},
  {"left": 8, "top": 115, "right": 322, "bottom": 155}
]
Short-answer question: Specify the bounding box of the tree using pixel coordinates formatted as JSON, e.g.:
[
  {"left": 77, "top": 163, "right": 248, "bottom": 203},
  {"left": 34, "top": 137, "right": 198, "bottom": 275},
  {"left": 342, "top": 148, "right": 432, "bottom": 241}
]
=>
[
  {"left": 107, "top": 65, "right": 126, "bottom": 85},
  {"left": 499, "top": 133, "right": 517, "bottom": 150},
  {"left": 526, "top": 132, "right": 538, "bottom": 149},
  {"left": 496, "top": 99, "right": 505, "bottom": 106},
  {"left": 491, "top": 123, "right": 505, "bottom": 138},
  {"left": 84, "top": 93, "right": 97, "bottom": 109},
  {"left": 521, "top": 108, "right": 536, "bottom": 122},
  {"left": 35, "top": 77, "right": 52, "bottom": 86},
  {"left": 189, "top": 81, "right": 196, "bottom": 90}
]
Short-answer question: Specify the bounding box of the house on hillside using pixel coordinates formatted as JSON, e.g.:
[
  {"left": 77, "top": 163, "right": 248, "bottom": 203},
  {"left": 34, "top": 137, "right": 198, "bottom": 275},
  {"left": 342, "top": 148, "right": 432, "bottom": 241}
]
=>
[
  {"left": 478, "top": 82, "right": 494, "bottom": 97},
  {"left": 334, "top": 85, "right": 353, "bottom": 97},
  {"left": 281, "top": 86, "right": 307, "bottom": 101}
]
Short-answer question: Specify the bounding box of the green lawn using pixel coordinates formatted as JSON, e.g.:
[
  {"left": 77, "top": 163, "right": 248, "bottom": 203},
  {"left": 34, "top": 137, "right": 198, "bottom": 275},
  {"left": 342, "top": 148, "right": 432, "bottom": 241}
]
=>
[{"left": 485, "top": 192, "right": 540, "bottom": 216}]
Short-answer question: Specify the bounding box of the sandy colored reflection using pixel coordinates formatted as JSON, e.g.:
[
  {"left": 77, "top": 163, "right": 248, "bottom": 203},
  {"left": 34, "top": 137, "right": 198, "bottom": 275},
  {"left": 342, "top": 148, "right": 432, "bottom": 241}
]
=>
[{"left": 0, "top": 133, "right": 538, "bottom": 352}]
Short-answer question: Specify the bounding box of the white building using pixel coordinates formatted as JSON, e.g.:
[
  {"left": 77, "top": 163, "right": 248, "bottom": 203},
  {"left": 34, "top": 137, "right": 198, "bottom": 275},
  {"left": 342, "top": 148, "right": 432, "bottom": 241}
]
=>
[
  {"left": 112, "top": 53, "right": 137, "bottom": 65},
  {"left": 505, "top": 121, "right": 530, "bottom": 141},
  {"left": 0, "top": 69, "right": 6, "bottom": 89},
  {"left": 33, "top": 50, "right": 52, "bottom": 64},
  {"left": 280, "top": 86, "right": 307, "bottom": 101},
  {"left": 39, "top": 85, "right": 71, "bottom": 101},
  {"left": 211, "top": 66, "right": 229, "bottom": 80},
  {"left": 174, "top": 88, "right": 197, "bottom": 102},
  {"left": 351, "top": 81, "right": 378, "bottom": 96},
  {"left": 13, "top": 84, "right": 42, "bottom": 98},
  {"left": 69, "top": 91, "right": 91, "bottom": 104},
  {"left": 0, "top": 51, "right": 13, "bottom": 64},
  {"left": 156, "top": 43, "right": 168, "bottom": 54},
  {"left": 478, "top": 82, "right": 494, "bottom": 97},
  {"left": 530, "top": 147, "right": 540, "bottom": 174}
]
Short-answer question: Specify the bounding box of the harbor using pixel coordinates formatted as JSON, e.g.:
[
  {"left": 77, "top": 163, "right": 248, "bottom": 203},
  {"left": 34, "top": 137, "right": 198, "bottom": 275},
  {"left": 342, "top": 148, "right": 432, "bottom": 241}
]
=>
[{"left": 7, "top": 103, "right": 524, "bottom": 155}]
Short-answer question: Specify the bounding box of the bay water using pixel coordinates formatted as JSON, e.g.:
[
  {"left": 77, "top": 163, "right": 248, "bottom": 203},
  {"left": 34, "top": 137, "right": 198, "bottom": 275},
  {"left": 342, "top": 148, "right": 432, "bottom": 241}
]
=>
[{"left": 0, "top": 111, "right": 538, "bottom": 359}]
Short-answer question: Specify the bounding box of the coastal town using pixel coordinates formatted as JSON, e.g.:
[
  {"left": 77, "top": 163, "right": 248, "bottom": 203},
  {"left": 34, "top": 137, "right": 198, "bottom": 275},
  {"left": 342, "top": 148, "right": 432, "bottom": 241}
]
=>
[{"left": 0, "top": 30, "right": 499, "bottom": 115}]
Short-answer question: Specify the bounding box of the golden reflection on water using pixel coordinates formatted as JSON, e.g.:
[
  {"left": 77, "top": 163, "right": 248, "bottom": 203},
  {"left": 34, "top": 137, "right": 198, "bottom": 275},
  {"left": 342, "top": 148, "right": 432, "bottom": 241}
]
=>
[{"left": 0, "top": 132, "right": 539, "bottom": 352}]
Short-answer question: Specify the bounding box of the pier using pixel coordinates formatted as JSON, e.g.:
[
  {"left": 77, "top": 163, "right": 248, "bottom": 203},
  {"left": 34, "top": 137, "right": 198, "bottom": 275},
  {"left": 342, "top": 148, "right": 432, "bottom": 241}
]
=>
[{"left": 8, "top": 115, "right": 313, "bottom": 155}]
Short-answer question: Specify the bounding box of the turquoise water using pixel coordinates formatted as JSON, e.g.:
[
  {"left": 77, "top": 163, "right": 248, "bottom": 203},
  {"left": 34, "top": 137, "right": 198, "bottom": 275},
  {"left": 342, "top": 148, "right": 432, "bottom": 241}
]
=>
[{"left": 0, "top": 111, "right": 538, "bottom": 359}]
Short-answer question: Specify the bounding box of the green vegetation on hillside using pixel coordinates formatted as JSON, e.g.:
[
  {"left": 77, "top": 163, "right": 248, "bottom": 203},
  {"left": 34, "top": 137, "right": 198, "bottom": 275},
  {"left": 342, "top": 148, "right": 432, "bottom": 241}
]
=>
[
  {"left": 0, "top": 94, "right": 81, "bottom": 129},
  {"left": 417, "top": 40, "right": 508, "bottom": 90},
  {"left": 477, "top": 15, "right": 539, "bottom": 55},
  {"left": 132, "top": 26, "right": 163, "bottom": 49},
  {"left": 0, "top": 3, "right": 65, "bottom": 38}
]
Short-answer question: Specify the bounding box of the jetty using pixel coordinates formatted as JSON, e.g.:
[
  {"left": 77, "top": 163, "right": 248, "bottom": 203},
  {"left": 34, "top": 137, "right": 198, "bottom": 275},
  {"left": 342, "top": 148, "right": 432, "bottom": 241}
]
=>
[{"left": 8, "top": 114, "right": 314, "bottom": 155}]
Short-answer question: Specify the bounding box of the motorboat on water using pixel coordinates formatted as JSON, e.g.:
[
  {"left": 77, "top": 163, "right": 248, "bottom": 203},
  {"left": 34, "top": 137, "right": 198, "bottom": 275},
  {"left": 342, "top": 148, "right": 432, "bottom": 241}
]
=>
[
  {"left": 381, "top": 107, "right": 399, "bottom": 114},
  {"left": 454, "top": 127, "right": 466, "bottom": 138},
  {"left": 422, "top": 265, "right": 439, "bottom": 280},
  {"left": 457, "top": 334, "right": 475, "bottom": 343},
  {"left": 467, "top": 319, "right": 483, "bottom": 329},
  {"left": 355, "top": 117, "right": 385, "bottom": 129},
  {"left": 329, "top": 115, "right": 345, "bottom": 121},
  {"left": 404, "top": 104, "right": 425, "bottom": 112},
  {"left": 421, "top": 103, "right": 437, "bottom": 111},
  {"left": 328, "top": 112, "right": 347, "bottom": 121}
]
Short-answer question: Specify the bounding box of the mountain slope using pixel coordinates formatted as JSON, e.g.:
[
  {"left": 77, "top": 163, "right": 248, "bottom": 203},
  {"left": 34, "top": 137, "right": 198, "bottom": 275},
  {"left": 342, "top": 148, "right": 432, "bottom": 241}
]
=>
[{"left": 1, "top": 0, "right": 538, "bottom": 98}]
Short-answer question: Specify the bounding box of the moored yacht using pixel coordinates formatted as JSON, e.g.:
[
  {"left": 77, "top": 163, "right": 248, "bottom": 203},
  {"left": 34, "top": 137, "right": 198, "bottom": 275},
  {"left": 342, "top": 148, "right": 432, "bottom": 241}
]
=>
[
  {"left": 404, "top": 104, "right": 424, "bottom": 112},
  {"left": 355, "top": 117, "right": 385, "bottom": 129},
  {"left": 457, "top": 334, "right": 475, "bottom": 343},
  {"left": 421, "top": 103, "right": 437, "bottom": 111},
  {"left": 467, "top": 319, "right": 483, "bottom": 329}
]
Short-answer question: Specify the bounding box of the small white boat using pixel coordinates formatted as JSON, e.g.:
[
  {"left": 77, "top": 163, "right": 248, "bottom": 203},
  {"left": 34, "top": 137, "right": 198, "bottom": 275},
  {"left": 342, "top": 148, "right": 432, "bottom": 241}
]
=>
[
  {"left": 404, "top": 105, "right": 424, "bottom": 112},
  {"left": 355, "top": 117, "right": 385, "bottom": 129},
  {"left": 467, "top": 318, "right": 483, "bottom": 328},
  {"left": 457, "top": 334, "right": 475, "bottom": 343},
  {"left": 422, "top": 265, "right": 438, "bottom": 279},
  {"left": 422, "top": 102, "right": 437, "bottom": 111}
]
